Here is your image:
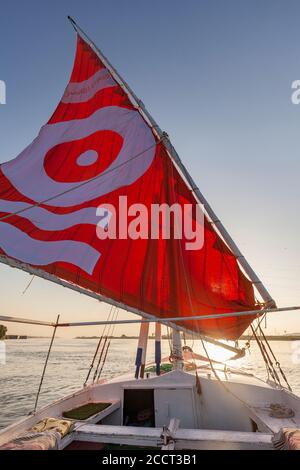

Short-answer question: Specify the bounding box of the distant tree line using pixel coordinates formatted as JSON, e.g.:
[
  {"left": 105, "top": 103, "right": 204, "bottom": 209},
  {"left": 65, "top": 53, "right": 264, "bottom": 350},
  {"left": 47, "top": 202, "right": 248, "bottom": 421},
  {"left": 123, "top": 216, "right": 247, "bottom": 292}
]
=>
[{"left": 0, "top": 325, "right": 7, "bottom": 339}]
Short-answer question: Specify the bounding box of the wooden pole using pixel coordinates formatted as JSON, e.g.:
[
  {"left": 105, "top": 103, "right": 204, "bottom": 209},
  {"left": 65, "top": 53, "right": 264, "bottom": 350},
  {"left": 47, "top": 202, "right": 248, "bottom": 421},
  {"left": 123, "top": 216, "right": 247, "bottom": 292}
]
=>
[
  {"left": 155, "top": 322, "right": 161, "bottom": 376},
  {"left": 135, "top": 322, "right": 149, "bottom": 378},
  {"left": 1, "top": 306, "right": 298, "bottom": 328}
]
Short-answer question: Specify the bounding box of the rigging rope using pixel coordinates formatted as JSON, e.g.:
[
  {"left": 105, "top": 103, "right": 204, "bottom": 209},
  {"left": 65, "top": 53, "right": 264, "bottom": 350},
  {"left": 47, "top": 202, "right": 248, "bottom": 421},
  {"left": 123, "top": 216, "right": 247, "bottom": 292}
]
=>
[
  {"left": 84, "top": 333, "right": 104, "bottom": 386},
  {"left": 93, "top": 306, "right": 118, "bottom": 381},
  {"left": 22, "top": 275, "right": 35, "bottom": 295},
  {"left": 97, "top": 339, "right": 111, "bottom": 380},
  {"left": 248, "top": 313, "right": 267, "bottom": 343},
  {"left": 85, "top": 304, "right": 115, "bottom": 386},
  {"left": 250, "top": 325, "right": 280, "bottom": 386},
  {"left": 93, "top": 335, "right": 108, "bottom": 382},
  {"left": 257, "top": 324, "right": 292, "bottom": 391},
  {"left": 97, "top": 308, "right": 119, "bottom": 381},
  {"left": 166, "top": 160, "right": 274, "bottom": 408},
  {"left": 167, "top": 326, "right": 172, "bottom": 357}
]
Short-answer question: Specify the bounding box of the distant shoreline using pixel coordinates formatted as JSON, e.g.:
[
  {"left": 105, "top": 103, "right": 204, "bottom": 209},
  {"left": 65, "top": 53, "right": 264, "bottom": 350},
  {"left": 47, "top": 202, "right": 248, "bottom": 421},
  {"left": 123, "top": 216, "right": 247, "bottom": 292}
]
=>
[
  {"left": 4, "top": 334, "right": 300, "bottom": 341},
  {"left": 75, "top": 336, "right": 164, "bottom": 340},
  {"left": 75, "top": 335, "right": 300, "bottom": 341},
  {"left": 240, "top": 335, "right": 300, "bottom": 341},
  {"left": 4, "top": 336, "right": 49, "bottom": 340}
]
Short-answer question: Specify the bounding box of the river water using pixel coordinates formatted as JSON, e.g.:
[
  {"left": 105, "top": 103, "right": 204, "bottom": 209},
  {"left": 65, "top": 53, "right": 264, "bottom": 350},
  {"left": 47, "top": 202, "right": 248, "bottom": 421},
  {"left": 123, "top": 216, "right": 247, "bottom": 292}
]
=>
[{"left": 0, "top": 338, "right": 299, "bottom": 429}]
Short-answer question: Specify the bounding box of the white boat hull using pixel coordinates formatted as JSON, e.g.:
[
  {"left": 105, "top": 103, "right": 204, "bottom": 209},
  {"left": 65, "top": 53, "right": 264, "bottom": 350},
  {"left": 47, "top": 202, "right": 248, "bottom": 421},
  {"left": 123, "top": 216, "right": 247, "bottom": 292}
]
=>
[{"left": 1, "top": 368, "right": 299, "bottom": 450}]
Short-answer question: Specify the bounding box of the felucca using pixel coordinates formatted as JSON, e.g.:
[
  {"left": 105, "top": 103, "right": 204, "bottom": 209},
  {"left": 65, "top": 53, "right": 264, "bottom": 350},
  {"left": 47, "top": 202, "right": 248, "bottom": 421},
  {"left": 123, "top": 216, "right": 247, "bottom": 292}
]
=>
[{"left": 0, "top": 17, "right": 299, "bottom": 450}]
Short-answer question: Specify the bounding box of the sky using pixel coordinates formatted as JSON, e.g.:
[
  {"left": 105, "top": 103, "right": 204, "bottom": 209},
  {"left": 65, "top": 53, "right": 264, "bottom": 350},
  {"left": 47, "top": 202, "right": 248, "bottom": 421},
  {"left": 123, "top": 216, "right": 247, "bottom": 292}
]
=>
[{"left": 0, "top": 0, "right": 299, "bottom": 338}]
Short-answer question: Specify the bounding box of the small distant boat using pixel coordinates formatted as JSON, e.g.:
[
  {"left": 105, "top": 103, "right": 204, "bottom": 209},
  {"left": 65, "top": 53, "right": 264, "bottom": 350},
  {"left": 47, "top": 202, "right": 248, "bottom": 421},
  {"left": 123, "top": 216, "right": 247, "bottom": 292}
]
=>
[{"left": 0, "top": 17, "right": 299, "bottom": 450}]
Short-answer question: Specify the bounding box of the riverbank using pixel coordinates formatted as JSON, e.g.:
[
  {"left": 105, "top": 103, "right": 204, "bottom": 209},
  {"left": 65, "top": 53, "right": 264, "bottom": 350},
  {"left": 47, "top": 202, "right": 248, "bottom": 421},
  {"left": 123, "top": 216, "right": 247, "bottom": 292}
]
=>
[{"left": 76, "top": 334, "right": 300, "bottom": 341}]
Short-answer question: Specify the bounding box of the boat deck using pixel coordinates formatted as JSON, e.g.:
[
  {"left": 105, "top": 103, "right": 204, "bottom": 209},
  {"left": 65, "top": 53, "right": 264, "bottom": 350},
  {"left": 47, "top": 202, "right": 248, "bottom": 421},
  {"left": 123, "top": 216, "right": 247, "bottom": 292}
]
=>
[
  {"left": 60, "top": 422, "right": 273, "bottom": 450},
  {"left": 1, "top": 368, "right": 300, "bottom": 450}
]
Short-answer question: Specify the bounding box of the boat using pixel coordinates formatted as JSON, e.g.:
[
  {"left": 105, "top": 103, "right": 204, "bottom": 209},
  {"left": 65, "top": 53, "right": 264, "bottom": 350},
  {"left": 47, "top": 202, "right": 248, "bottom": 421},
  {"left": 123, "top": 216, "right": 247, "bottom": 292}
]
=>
[{"left": 0, "top": 16, "right": 299, "bottom": 451}]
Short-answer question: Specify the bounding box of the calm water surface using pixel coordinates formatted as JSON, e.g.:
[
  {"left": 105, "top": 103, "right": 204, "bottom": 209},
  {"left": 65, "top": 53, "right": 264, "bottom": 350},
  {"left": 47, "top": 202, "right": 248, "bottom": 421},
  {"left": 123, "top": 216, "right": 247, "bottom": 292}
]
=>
[{"left": 0, "top": 338, "right": 299, "bottom": 429}]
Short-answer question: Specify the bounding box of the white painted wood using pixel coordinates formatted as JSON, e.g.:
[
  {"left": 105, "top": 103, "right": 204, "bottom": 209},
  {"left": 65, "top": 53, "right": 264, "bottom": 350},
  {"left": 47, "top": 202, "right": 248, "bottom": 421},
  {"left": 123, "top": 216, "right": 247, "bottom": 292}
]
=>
[
  {"left": 154, "top": 388, "right": 196, "bottom": 429},
  {"left": 74, "top": 423, "right": 273, "bottom": 450},
  {"left": 75, "top": 424, "right": 162, "bottom": 448},
  {"left": 168, "top": 418, "right": 180, "bottom": 434},
  {"left": 174, "top": 429, "right": 273, "bottom": 450},
  {"left": 161, "top": 442, "right": 175, "bottom": 450},
  {"left": 58, "top": 431, "right": 76, "bottom": 450},
  {"left": 1, "top": 368, "right": 300, "bottom": 450},
  {"left": 160, "top": 418, "right": 180, "bottom": 450},
  {"left": 246, "top": 404, "right": 300, "bottom": 433}
]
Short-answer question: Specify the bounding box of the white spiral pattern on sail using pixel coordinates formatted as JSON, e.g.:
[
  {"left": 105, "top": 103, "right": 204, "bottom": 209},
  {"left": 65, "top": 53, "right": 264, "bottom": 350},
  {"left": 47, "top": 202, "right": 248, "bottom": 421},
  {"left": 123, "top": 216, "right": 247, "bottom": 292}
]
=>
[
  {"left": 0, "top": 222, "right": 100, "bottom": 275},
  {"left": 62, "top": 69, "right": 116, "bottom": 103},
  {"left": 0, "top": 70, "right": 156, "bottom": 274},
  {"left": 2, "top": 106, "right": 155, "bottom": 207}
]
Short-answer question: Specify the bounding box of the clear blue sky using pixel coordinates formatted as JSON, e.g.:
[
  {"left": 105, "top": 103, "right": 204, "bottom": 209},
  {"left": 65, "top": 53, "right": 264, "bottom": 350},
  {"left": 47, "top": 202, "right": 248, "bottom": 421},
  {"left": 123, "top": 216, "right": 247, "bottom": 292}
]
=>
[{"left": 0, "top": 0, "right": 299, "bottom": 337}]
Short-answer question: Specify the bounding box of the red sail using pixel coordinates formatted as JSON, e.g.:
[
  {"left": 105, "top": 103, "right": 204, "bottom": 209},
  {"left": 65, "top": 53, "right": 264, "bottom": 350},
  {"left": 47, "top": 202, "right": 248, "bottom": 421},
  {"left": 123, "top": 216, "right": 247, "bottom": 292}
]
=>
[{"left": 0, "top": 35, "right": 259, "bottom": 339}]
